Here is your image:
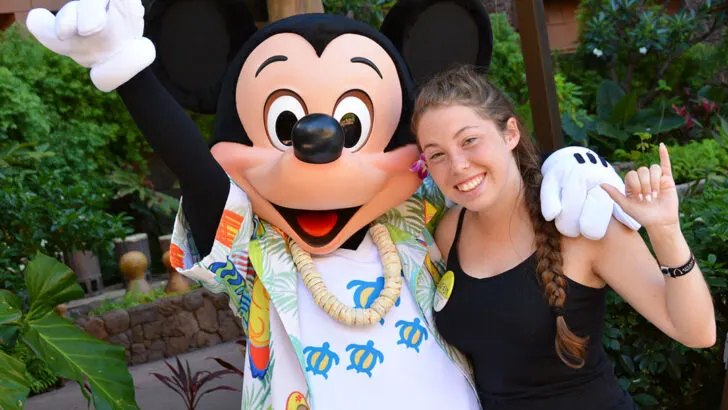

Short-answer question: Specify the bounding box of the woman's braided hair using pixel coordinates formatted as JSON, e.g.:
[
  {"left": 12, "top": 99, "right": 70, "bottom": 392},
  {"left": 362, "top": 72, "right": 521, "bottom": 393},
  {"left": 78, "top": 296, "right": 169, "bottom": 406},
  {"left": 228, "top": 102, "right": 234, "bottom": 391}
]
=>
[{"left": 411, "top": 64, "right": 588, "bottom": 368}]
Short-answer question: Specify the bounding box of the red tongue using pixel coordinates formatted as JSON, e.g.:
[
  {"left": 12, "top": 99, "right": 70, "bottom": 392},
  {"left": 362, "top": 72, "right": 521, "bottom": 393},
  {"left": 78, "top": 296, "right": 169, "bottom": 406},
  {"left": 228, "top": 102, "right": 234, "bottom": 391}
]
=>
[{"left": 296, "top": 212, "right": 338, "bottom": 237}]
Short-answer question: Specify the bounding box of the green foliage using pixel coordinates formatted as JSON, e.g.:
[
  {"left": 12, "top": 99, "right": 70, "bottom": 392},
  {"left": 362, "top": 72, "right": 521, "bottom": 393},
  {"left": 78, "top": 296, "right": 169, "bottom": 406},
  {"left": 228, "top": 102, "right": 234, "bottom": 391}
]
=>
[
  {"left": 0, "top": 168, "right": 133, "bottom": 286},
  {"left": 89, "top": 283, "right": 199, "bottom": 316},
  {"left": 487, "top": 13, "right": 588, "bottom": 141},
  {"left": 487, "top": 13, "right": 528, "bottom": 104},
  {"left": 616, "top": 139, "right": 728, "bottom": 184},
  {"left": 8, "top": 343, "right": 61, "bottom": 395},
  {"left": 0, "top": 349, "right": 29, "bottom": 410},
  {"left": 322, "top": 0, "right": 396, "bottom": 28},
  {"left": 0, "top": 253, "right": 139, "bottom": 410},
  {"left": 564, "top": 80, "right": 685, "bottom": 152},
  {"left": 571, "top": 0, "right": 727, "bottom": 107},
  {"left": 0, "top": 25, "right": 184, "bottom": 292}
]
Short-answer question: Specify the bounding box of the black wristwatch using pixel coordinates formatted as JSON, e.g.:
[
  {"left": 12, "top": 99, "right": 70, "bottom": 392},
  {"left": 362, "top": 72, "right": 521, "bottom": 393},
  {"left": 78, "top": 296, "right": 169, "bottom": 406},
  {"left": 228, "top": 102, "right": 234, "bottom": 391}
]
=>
[{"left": 660, "top": 253, "right": 696, "bottom": 278}]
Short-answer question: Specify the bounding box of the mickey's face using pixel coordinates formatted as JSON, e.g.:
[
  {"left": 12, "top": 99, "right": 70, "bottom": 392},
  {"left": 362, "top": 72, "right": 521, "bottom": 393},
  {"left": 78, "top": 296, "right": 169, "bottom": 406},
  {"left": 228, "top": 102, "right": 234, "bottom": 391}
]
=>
[{"left": 210, "top": 33, "right": 421, "bottom": 254}]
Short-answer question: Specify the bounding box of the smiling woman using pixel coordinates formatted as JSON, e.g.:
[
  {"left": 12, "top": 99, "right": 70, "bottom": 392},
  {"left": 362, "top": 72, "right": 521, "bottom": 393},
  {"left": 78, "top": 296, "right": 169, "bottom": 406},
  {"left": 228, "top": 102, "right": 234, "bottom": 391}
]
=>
[{"left": 413, "top": 64, "right": 716, "bottom": 410}]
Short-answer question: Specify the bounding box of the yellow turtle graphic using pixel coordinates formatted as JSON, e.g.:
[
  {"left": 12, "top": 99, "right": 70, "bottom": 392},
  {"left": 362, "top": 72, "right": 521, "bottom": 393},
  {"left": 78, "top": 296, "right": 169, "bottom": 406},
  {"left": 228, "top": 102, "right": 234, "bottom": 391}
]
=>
[
  {"left": 346, "top": 340, "right": 384, "bottom": 378},
  {"left": 395, "top": 318, "right": 429, "bottom": 352}
]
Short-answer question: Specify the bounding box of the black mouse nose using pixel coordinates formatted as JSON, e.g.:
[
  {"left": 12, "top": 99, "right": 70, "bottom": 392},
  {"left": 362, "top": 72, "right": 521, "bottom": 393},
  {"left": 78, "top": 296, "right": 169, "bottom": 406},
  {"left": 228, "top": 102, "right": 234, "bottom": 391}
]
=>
[{"left": 292, "top": 114, "right": 344, "bottom": 164}]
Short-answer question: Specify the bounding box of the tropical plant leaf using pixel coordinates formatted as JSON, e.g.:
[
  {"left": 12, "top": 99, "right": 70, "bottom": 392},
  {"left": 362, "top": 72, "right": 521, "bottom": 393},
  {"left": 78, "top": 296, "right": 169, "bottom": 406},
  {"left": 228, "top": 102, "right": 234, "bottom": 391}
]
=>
[
  {"left": 0, "top": 349, "right": 30, "bottom": 410},
  {"left": 597, "top": 80, "right": 626, "bottom": 121},
  {"left": 212, "top": 357, "right": 245, "bottom": 377},
  {"left": 648, "top": 115, "right": 686, "bottom": 134},
  {"left": 0, "top": 289, "right": 22, "bottom": 326},
  {"left": 610, "top": 92, "right": 638, "bottom": 124},
  {"left": 25, "top": 253, "right": 83, "bottom": 320},
  {"left": 596, "top": 121, "right": 630, "bottom": 141},
  {"left": 561, "top": 111, "right": 589, "bottom": 142},
  {"left": 22, "top": 314, "right": 139, "bottom": 410},
  {"left": 0, "top": 326, "right": 20, "bottom": 348}
]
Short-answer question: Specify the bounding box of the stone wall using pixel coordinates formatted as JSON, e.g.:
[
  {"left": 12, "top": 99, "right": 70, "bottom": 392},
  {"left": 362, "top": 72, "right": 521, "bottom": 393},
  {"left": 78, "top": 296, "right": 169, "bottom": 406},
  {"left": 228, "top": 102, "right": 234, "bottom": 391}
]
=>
[{"left": 74, "top": 288, "right": 244, "bottom": 365}]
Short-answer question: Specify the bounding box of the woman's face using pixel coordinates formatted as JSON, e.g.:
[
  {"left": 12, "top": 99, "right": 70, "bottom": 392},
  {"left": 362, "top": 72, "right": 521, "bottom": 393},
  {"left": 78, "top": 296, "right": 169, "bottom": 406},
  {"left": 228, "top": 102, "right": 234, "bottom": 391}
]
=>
[{"left": 416, "top": 104, "right": 521, "bottom": 212}]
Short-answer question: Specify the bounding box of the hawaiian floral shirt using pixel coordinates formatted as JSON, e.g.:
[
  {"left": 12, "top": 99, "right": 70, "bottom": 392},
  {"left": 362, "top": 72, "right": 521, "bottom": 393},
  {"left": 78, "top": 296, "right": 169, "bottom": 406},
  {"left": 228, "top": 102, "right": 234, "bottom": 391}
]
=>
[{"left": 169, "top": 176, "right": 478, "bottom": 410}]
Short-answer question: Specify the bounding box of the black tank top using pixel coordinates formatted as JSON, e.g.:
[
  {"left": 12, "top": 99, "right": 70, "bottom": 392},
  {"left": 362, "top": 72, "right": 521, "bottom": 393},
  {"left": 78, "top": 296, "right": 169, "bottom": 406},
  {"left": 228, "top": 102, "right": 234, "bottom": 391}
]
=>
[{"left": 433, "top": 209, "right": 635, "bottom": 410}]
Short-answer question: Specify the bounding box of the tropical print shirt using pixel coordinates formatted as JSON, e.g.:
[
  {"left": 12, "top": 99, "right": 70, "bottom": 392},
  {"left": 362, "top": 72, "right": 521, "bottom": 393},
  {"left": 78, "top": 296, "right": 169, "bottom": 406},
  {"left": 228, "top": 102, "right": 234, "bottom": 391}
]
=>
[{"left": 169, "top": 176, "right": 479, "bottom": 410}]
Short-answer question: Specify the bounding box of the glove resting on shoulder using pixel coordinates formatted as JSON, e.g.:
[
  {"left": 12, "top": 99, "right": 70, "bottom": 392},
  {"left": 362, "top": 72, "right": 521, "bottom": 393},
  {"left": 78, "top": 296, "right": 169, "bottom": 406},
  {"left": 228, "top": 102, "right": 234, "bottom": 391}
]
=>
[{"left": 540, "top": 147, "right": 641, "bottom": 240}]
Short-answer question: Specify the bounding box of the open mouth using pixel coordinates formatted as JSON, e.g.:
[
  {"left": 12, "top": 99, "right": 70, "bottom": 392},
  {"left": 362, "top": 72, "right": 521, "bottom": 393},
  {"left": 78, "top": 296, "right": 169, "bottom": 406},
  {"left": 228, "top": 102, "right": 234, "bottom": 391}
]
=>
[{"left": 272, "top": 204, "right": 361, "bottom": 247}]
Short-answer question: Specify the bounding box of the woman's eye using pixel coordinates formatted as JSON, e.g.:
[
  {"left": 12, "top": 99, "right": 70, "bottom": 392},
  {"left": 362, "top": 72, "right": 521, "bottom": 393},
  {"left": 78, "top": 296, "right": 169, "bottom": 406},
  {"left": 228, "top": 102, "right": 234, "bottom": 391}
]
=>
[
  {"left": 429, "top": 153, "right": 443, "bottom": 160},
  {"left": 464, "top": 137, "right": 477, "bottom": 146}
]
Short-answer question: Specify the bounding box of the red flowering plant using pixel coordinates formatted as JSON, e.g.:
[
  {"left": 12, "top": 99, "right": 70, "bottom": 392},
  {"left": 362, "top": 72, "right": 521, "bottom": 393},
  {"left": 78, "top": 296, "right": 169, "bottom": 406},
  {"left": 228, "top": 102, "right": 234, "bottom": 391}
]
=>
[{"left": 673, "top": 86, "right": 727, "bottom": 141}]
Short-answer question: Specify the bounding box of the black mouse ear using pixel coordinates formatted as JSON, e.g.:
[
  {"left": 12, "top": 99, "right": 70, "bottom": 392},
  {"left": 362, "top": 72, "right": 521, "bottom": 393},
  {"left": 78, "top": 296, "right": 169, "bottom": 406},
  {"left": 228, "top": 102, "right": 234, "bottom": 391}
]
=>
[
  {"left": 379, "top": 0, "right": 493, "bottom": 87},
  {"left": 144, "top": 0, "right": 257, "bottom": 114}
]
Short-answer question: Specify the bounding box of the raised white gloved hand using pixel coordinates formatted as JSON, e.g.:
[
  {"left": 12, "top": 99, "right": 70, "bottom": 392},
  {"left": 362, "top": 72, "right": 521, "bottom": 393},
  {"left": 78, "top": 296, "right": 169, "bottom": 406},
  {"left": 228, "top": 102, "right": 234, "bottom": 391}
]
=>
[
  {"left": 540, "top": 147, "right": 641, "bottom": 240},
  {"left": 25, "top": 0, "right": 155, "bottom": 92}
]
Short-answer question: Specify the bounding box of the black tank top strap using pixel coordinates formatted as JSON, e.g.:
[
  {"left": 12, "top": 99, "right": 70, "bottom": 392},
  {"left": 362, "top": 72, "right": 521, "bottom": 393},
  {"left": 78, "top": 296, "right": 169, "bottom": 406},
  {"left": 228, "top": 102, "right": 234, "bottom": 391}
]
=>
[
  {"left": 447, "top": 207, "right": 467, "bottom": 268},
  {"left": 454, "top": 207, "right": 467, "bottom": 244}
]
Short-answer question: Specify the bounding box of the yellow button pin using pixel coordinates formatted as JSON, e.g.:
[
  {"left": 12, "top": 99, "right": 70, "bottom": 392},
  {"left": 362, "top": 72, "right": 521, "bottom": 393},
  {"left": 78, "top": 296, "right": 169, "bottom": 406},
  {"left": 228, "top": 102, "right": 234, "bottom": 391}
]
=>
[{"left": 433, "top": 270, "right": 454, "bottom": 312}]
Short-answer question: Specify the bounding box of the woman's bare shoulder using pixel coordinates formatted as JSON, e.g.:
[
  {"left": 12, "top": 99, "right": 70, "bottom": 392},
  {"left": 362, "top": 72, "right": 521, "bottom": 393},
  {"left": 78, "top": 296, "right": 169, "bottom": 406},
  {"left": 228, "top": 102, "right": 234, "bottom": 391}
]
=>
[{"left": 435, "top": 206, "right": 463, "bottom": 262}]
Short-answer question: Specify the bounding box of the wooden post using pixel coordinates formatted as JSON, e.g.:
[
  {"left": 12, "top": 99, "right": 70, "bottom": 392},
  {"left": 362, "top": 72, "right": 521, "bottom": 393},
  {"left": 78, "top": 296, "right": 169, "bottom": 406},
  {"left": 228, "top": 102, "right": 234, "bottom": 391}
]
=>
[
  {"left": 266, "top": 0, "right": 323, "bottom": 22},
  {"left": 514, "top": 0, "right": 564, "bottom": 152}
]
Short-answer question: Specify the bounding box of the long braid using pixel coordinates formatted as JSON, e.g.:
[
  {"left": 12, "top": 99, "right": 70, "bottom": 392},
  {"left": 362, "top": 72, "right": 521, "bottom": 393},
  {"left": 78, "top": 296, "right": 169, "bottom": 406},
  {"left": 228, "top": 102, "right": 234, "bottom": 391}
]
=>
[
  {"left": 523, "top": 162, "right": 589, "bottom": 369},
  {"left": 412, "top": 64, "right": 589, "bottom": 369}
]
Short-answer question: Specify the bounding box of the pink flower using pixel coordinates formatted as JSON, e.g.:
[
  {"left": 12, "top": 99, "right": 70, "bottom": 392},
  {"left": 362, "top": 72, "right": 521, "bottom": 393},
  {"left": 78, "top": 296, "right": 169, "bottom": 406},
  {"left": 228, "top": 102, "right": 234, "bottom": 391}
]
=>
[
  {"left": 672, "top": 104, "right": 687, "bottom": 116},
  {"left": 700, "top": 98, "right": 717, "bottom": 113},
  {"left": 686, "top": 115, "right": 695, "bottom": 129},
  {"left": 409, "top": 153, "right": 428, "bottom": 180}
]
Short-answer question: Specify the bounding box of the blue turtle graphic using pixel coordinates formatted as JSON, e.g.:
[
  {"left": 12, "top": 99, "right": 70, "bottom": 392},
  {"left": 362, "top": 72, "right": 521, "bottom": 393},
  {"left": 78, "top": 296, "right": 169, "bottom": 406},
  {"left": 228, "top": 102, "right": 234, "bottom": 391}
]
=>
[
  {"left": 303, "top": 342, "right": 340, "bottom": 379},
  {"left": 395, "top": 318, "right": 429, "bottom": 352},
  {"left": 347, "top": 277, "right": 401, "bottom": 325},
  {"left": 346, "top": 340, "right": 384, "bottom": 377}
]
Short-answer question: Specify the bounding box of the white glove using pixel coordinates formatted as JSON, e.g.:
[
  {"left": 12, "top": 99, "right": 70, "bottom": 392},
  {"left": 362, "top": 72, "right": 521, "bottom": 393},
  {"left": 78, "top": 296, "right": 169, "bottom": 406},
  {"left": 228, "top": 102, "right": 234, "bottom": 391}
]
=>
[
  {"left": 25, "top": 0, "right": 156, "bottom": 92},
  {"left": 540, "top": 147, "right": 641, "bottom": 240}
]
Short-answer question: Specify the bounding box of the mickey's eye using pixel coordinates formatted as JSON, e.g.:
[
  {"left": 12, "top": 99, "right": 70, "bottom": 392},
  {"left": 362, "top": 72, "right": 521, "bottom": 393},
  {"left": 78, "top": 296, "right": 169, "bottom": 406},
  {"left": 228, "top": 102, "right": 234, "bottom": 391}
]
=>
[
  {"left": 333, "top": 90, "right": 373, "bottom": 152},
  {"left": 265, "top": 90, "right": 307, "bottom": 150}
]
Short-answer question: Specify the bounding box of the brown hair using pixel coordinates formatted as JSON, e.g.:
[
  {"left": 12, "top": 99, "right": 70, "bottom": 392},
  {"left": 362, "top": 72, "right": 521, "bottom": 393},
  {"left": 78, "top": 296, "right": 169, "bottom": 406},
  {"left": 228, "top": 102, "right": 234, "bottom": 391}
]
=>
[{"left": 412, "top": 64, "right": 588, "bottom": 368}]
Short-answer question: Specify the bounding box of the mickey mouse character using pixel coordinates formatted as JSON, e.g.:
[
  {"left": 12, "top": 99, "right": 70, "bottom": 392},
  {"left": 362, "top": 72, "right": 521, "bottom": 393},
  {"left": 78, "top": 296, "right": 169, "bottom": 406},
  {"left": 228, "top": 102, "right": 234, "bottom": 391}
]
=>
[{"left": 25, "top": 0, "right": 638, "bottom": 408}]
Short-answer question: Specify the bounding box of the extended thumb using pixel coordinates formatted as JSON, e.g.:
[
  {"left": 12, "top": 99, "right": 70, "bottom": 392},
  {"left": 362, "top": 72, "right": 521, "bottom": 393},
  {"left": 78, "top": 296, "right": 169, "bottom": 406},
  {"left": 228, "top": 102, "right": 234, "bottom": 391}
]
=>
[{"left": 26, "top": 9, "right": 69, "bottom": 55}]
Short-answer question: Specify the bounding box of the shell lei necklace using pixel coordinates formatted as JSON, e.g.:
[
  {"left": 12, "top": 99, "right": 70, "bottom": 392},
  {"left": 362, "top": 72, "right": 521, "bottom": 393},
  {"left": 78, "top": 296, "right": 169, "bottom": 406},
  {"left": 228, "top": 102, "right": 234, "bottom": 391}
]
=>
[{"left": 289, "top": 223, "right": 403, "bottom": 327}]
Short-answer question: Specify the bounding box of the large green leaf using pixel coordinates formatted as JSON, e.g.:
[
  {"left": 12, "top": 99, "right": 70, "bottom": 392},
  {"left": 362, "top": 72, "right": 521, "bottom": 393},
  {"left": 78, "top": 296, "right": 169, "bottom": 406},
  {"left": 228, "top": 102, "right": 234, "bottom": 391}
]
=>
[
  {"left": 562, "top": 111, "right": 595, "bottom": 143},
  {"left": 610, "top": 92, "right": 638, "bottom": 124},
  {"left": 626, "top": 108, "right": 685, "bottom": 135},
  {"left": 0, "top": 349, "right": 30, "bottom": 410},
  {"left": 648, "top": 114, "right": 686, "bottom": 134},
  {"left": 597, "top": 121, "right": 630, "bottom": 141},
  {"left": 597, "top": 80, "right": 626, "bottom": 121},
  {"left": 0, "top": 290, "right": 22, "bottom": 326},
  {"left": 22, "top": 314, "right": 139, "bottom": 410},
  {"left": 25, "top": 253, "right": 83, "bottom": 320}
]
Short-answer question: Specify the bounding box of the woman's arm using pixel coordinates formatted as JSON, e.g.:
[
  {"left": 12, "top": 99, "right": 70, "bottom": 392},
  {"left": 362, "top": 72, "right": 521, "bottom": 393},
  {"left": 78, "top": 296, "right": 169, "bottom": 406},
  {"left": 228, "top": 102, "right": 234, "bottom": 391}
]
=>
[
  {"left": 592, "top": 219, "right": 715, "bottom": 348},
  {"left": 117, "top": 68, "right": 229, "bottom": 256},
  {"left": 596, "top": 143, "right": 716, "bottom": 348}
]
